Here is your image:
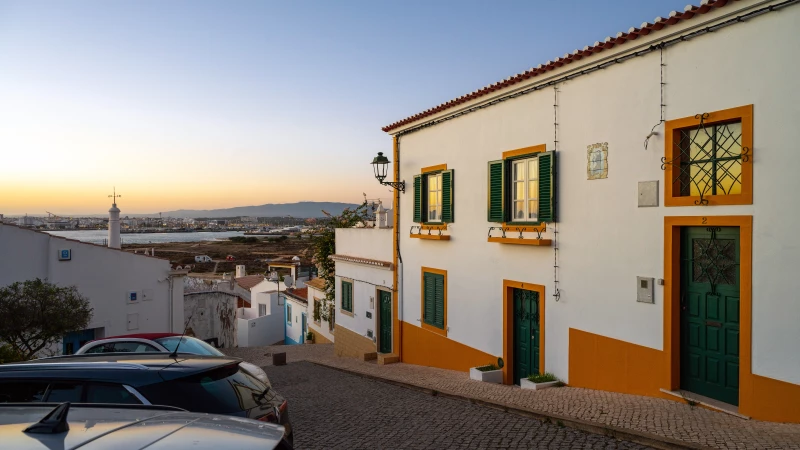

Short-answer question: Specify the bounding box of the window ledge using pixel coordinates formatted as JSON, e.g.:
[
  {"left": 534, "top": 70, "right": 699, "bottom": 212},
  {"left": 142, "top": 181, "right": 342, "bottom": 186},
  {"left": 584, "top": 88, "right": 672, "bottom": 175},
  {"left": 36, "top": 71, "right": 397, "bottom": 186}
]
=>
[
  {"left": 410, "top": 234, "right": 450, "bottom": 241},
  {"left": 488, "top": 237, "right": 552, "bottom": 246},
  {"left": 340, "top": 309, "right": 354, "bottom": 317}
]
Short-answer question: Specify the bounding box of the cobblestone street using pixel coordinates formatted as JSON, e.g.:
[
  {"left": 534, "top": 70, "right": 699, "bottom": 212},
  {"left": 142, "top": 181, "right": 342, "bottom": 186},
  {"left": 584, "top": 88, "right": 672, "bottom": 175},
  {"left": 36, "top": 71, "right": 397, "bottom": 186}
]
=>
[{"left": 267, "top": 361, "right": 650, "bottom": 449}]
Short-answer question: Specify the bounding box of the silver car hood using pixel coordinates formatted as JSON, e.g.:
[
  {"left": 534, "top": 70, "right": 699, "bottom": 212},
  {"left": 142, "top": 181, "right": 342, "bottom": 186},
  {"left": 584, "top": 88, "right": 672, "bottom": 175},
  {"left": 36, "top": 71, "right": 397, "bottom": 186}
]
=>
[{"left": 0, "top": 405, "right": 284, "bottom": 449}]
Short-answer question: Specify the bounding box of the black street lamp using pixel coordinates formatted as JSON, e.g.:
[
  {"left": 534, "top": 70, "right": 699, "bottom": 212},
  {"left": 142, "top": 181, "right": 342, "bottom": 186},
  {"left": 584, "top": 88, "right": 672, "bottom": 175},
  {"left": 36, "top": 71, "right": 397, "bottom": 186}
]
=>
[{"left": 371, "top": 152, "right": 405, "bottom": 193}]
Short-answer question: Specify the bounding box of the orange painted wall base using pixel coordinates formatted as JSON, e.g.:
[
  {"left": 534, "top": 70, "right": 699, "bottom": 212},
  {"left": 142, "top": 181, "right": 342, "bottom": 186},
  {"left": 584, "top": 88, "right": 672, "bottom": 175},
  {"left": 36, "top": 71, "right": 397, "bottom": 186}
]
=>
[
  {"left": 568, "top": 328, "right": 666, "bottom": 397},
  {"left": 401, "top": 321, "right": 496, "bottom": 372},
  {"left": 569, "top": 328, "right": 800, "bottom": 423}
]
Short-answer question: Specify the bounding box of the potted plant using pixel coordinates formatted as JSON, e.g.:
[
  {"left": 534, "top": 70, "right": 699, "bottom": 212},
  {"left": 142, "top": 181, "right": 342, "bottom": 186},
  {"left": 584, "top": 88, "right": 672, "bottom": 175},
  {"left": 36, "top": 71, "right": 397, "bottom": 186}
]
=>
[
  {"left": 469, "top": 358, "right": 504, "bottom": 384},
  {"left": 305, "top": 331, "right": 315, "bottom": 344},
  {"left": 520, "top": 372, "right": 561, "bottom": 391}
]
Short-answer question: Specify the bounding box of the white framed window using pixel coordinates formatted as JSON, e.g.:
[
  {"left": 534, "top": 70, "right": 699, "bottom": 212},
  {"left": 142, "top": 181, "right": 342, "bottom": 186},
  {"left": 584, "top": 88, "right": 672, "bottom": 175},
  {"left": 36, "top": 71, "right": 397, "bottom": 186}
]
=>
[
  {"left": 258, "top": 304, "right": 267, "bottom": 316},
  {"left": 427, "top": 173, "right": 442, "bottom": 222},
  {"left": 511, "top": 157, "right": 539, "bottom": 222}
]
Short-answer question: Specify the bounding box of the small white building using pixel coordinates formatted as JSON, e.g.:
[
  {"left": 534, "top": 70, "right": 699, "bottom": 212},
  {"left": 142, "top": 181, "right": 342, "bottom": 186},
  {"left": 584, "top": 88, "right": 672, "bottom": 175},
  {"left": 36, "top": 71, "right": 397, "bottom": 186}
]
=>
[
  {"left": 332, "top": 208, "right": 394, "bottom": 361},
  {"left": 283, "top": 288, "right": 308, "bottom": 345},
  {"left": 0, "top": 223, "right": 185, "bottom": 355},
  {"left": 235, "top": 276, "right": 287, "bottom": 347},
  {"left": 305, "top": 277, "right": 334, "bottom": 344}
]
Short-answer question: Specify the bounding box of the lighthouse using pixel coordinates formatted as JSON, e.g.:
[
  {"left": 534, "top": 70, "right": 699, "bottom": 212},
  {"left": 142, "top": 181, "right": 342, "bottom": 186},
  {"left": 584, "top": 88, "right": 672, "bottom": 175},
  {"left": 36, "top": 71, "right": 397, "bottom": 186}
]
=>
[{"left": 108, "top": 189, "right": 121, "bottom": 249}]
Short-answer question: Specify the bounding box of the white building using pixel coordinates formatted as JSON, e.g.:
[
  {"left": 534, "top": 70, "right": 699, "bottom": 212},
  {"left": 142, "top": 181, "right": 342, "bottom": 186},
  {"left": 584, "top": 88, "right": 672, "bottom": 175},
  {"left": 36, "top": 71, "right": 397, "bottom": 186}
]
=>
[
  {"left": 379, "top": 0, "right": 800, "bottom": 423},
  {"left": 332, "top": 210, "right": 394, "bottom": 362},
  {"left": 283, "top": 288, "right": 308, "bottom": 345},
  {"left": 305, "top": 277, "right": 334, "bottom": 344},
  {"left": 236, "top": 276, "right": 287, "bottom": 347},
  {"left": 0, "top": 223, "right": 185, "bottom": 354}
]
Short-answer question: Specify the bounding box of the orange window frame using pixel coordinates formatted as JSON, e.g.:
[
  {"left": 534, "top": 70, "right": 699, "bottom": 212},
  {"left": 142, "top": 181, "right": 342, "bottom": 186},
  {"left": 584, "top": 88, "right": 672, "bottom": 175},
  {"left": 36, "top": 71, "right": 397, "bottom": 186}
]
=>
[
  {"left": 420, "top": 267, "right": 447, "bottom": 337},
  {"left": 664, "top": 105, "right": 753, "bottom": 207}
]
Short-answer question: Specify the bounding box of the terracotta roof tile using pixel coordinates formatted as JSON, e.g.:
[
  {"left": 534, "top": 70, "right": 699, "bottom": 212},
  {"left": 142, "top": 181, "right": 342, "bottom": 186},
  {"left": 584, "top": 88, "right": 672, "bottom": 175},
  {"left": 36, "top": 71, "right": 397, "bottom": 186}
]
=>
[
  {"left": 305, "top": 278, "right": 327, "bottom": 290},
  {"left": 285, "top": 287, "right": 308, "bottom": 304},
  {"left": 382, "top": 0, "right": 734, "bottom": 133},
  {"left": 235, "top": 275, "right": 266, "bottom": 290}
]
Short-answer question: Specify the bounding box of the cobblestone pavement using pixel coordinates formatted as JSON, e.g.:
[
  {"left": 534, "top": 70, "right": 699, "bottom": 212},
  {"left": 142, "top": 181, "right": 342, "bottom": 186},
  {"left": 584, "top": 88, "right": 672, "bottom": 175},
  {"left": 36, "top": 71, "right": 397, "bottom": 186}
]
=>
[
  {"left": 226, "top": 345, "right": 800, "bottom": 449},
  {"left": 266, "top": 360, "right": 650, "bottom": 450}
]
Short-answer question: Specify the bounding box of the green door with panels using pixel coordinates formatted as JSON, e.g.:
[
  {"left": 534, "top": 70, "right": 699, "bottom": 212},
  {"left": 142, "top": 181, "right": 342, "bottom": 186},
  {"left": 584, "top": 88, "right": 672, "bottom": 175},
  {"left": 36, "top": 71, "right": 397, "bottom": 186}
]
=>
[
  {"left": 379, "top": 290, "right": 392, "bottom": 354},
  {"left": 681, "top": 226, "right": 740, "bottom": 405},
  {"left": 513, "top": 289, "right": 540, "bottom": 385}
]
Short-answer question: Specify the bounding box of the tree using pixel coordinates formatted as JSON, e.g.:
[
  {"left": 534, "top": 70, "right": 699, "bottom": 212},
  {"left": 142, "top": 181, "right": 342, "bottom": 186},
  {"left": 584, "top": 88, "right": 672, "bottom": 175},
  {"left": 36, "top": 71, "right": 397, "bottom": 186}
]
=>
[
  {"left": 311, "top": 202, "right": 370, "bottom": 323},
  {"left": 0, "top": 279, "right": 93, "bottom": 359}
]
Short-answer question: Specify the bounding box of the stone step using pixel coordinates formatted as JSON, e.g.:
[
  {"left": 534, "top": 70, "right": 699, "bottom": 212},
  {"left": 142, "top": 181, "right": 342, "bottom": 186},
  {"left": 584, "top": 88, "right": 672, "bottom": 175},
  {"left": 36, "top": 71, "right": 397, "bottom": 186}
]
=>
[
  {"left": 378, "top": 353, "right": 400, "bottom": 365},
  {"left": 362, "top": 352, "right": 377, "bottom": 361}
]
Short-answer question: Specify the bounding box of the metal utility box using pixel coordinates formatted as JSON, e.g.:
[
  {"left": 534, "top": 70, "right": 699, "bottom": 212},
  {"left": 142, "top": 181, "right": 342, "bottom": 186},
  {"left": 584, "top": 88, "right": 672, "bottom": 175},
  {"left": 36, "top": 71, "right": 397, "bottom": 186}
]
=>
[{"left": 637, "top": 277, "right": 655, "bottom": 303}]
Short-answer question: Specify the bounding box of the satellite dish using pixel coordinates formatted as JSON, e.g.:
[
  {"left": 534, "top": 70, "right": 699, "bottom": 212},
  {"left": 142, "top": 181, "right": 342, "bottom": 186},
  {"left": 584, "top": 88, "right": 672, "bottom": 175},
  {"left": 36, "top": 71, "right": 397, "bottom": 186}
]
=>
[{"left": 284, "top": 276, "right": 294, "bottom": 288}]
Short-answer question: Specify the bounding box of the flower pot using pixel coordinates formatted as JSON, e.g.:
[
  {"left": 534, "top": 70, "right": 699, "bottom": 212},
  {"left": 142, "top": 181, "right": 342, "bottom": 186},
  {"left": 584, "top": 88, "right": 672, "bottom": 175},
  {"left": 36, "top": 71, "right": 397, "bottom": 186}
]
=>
[
  {"left": 520, "top": 378, "right": 560, "bottom": 391},
  {"left": 469, "top": 367, "right": 503, "bottom": 384},
  {"left": 304, "top": 339, "right": 314, "bottom": 345}
]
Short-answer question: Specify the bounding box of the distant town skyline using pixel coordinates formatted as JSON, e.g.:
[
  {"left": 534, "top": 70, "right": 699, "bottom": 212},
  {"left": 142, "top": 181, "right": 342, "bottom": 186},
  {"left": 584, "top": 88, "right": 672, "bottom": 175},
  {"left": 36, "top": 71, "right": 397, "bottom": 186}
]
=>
[{"left": 0, "top": 0, "right": 691, "bottom": 215}]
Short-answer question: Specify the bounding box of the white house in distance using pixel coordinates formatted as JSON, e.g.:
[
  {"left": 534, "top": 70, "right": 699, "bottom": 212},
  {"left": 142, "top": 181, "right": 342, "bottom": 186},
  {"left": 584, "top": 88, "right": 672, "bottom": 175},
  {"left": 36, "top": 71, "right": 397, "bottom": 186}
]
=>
[
  {"left": 305, "top": 277, "right": 334, "bottom": 344},
  {"left": 0, "top": 203, "right": 185, "bottom": 355},
  {"left": 332, "top": 206, "right": 394, "bottom": 363},
  {"left": 283, "top": 287, "right": 308, "bottom": 345},
  {"left": 378, "top": 0, "right": 800, "bottom": 423}
]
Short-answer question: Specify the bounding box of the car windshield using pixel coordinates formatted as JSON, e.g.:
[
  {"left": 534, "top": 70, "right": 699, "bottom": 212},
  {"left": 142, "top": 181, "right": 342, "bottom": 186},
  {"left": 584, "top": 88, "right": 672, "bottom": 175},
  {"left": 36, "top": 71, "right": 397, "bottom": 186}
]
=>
[{"left": 155, "top": 336, "right": 225, "bottom": 356}]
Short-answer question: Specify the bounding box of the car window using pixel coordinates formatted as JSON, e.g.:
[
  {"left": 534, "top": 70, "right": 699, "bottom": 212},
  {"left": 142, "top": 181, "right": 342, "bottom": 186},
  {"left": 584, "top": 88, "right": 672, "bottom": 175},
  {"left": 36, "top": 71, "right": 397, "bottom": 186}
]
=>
[
  {"left": 155, "top": 337, "right": 224, "bottom": 356},
  {"left": 138, "top": 365, "right": 270, "bottom": 414},
  {"left": 85, "top": 343, "right": 116, "bottom": 354},
  {"left": 0, "top": 382, "right": 48, "bottom": 403},
  {"left": 85, "top": 384, "right": 141, "bottom": 404},
  {"left": 46, "top": 383, "right": 83, "bottom": 402},
  {"left": 110, "top": 342, "right": 160, "bottom": 353}
]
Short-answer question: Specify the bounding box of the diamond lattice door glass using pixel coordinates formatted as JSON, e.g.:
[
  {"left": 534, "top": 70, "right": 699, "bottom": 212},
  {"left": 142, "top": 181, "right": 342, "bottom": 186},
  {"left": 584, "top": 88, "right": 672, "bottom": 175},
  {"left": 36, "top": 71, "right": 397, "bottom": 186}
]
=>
[{"left": 680, "top": 226, "right": 740, "bottom": 406}]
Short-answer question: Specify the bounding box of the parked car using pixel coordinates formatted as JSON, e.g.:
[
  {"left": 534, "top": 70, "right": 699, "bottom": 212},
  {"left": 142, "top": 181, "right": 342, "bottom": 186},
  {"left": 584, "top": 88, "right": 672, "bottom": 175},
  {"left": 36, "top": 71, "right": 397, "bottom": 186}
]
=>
[
  {"left": 195, "top": 255, "right": 212, "bottom": 263},
  {"left": 74, "top": 333, "right": 270, "bottom": 384},
  {"left": 0, "top": 353, "right": 293, "bottom": 446},
  {"left": 226, "top": 255, "right": 236, "bottom": 261},
  {"left": 0, "top": 402, "right": 291, "bottom": 449}
]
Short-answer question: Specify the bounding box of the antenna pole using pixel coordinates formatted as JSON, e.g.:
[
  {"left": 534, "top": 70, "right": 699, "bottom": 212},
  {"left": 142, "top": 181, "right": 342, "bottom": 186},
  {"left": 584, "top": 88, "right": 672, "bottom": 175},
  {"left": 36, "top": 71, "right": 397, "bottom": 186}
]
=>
[{"left": 169, "top": 310, "right": 195, "bottom": 359}]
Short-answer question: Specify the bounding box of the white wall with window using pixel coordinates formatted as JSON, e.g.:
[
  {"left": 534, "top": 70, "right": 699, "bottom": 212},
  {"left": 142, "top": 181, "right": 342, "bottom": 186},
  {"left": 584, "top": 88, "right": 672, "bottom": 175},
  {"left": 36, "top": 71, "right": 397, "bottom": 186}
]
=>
[
  {"left": 306, "top": 280, "right": 334, "bottom": 343},
  {"left": 392, "top": 0, "right": 800, "bottom": 401},
  {"left": 284, "top": 295, "right": 306, "bottom": 345}
]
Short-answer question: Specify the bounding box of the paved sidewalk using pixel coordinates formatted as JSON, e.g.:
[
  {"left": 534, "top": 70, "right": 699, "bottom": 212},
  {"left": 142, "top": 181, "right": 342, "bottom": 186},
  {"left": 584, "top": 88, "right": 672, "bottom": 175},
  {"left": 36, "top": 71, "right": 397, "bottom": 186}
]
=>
[{"left": 225, "top": 344, "right": 800, "bottom": 450}]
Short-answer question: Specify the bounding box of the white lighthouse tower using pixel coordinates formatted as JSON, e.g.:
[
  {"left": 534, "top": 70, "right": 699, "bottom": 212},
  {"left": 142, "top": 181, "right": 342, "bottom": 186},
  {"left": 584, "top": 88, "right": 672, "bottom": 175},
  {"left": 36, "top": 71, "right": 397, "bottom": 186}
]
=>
[{"left": 108, "top": 188, "right": 121, "bottom": 249}]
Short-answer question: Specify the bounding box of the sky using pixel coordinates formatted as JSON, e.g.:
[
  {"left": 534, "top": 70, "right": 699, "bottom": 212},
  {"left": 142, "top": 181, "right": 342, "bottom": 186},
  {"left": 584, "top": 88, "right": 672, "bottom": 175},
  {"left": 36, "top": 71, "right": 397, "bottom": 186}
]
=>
[{"left": 0, "top": 0, "right": 692, "bottom": 215}]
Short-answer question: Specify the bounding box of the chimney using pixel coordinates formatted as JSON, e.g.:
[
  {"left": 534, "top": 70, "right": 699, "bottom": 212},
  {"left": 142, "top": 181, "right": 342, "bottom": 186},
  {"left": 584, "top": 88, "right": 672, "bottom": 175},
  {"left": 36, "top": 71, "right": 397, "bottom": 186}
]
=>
[
  {"left": 108, "top": 203, "right": 121, "bottom": 249},
  {"left": 235, "top": 265, "right": 246, "bottom": 278}
]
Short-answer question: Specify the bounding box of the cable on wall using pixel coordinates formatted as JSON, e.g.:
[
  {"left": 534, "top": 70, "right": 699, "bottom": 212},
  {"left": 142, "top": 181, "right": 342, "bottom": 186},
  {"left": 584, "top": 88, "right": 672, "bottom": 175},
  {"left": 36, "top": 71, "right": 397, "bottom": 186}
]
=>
[{"left": 644, "top": 43, "right": 666, "bottom": 150}]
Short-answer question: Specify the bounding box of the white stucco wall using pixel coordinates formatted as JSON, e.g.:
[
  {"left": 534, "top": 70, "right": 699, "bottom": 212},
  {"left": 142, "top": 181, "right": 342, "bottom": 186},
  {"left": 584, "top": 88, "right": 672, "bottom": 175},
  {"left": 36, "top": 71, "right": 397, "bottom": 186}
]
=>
[
  {"left": 307, "top": 285, "right": 335, "bottom": 342},
  {"left": 335, "top": 228, "right": 393, "bottom": 262},
  {"left": 393, "top": 2, "right": 800, "bottom": 385},
  {"left": 0, "top": 225, "right": 183, "bottom": 347},
  {"left": 334, "top": 263, "right": 393, "bottom": 345},
  {"left": 284, "top": 296, "right": 307, "bottom": 345}
]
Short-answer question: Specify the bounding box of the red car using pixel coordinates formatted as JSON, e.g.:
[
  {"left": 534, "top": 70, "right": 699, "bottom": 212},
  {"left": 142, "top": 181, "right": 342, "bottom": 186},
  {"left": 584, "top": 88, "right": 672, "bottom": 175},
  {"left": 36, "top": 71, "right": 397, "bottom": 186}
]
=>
[{"left": 226, "top": 255, "right": 236, "bottom": 261}]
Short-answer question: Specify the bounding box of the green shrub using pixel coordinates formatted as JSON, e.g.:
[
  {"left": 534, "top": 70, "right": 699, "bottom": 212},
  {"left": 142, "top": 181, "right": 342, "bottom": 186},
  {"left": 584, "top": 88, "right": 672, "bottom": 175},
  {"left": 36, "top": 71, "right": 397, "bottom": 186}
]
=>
[
  {"left": 527, "top": 372, "right": 559, "bottom": 383},
  {"left": 0, "top": 344, "right": 25, "bottom": 364},
  {"left": 475, "top": 364, "right": 499, "bottom": 372}
]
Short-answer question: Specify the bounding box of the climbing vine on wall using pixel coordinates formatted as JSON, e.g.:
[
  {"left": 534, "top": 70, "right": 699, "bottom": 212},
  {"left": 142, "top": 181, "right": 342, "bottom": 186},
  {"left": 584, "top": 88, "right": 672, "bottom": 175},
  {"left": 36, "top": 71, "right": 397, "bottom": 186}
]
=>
[{"left": 311, "top": 202, "right": 369, "bottom": 323}]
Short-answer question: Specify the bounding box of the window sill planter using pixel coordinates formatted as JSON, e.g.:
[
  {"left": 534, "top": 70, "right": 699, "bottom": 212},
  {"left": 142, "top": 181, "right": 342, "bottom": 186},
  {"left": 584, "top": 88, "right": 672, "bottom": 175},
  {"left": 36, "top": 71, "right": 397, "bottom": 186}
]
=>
[
  {"left": 469, "top": 366, "right": 503, "bottom": 384},
  {"left": 520, "top": 378, "right": 560, "bottom": 391},
  {"left": 487, "top": 237, "right": 551, "bottom": 246},
  {"left": 411, "top": 234, "right": 450, "bottom": 241}
]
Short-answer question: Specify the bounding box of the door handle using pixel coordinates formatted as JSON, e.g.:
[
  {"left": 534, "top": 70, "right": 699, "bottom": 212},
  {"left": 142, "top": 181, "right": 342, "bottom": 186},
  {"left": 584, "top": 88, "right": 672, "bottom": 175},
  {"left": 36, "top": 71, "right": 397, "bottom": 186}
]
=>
[
  {"left": 680, "top": 292, "right": 686, "bottom": 311},
  {"left": 705, "top": 320, "right": 722, "bottom": 328}
]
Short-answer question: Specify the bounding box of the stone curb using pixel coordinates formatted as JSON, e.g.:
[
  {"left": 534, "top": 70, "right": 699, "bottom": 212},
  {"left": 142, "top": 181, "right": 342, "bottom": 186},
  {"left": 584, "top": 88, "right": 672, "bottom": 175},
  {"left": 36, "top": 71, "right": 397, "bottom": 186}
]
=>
[{"left": 307, "top": 360, "right": 704, "bottom": 450}]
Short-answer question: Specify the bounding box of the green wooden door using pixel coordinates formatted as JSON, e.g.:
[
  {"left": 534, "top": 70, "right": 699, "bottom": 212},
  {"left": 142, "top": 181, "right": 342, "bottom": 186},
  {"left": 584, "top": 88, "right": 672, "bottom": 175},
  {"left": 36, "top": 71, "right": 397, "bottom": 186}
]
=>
[
  {"left": 379, "top": 290, "right": 392, "bottom": 354},
  {"left": 513, "top": 289, "right": 540, "bottom": 385},
  {"left": 681, "top": 226, "right": 740, "bottom": 405}
]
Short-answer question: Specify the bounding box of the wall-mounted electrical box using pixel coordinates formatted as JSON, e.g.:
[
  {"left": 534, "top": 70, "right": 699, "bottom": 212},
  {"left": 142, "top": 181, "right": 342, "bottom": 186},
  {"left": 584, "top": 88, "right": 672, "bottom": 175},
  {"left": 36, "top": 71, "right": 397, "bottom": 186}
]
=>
[
  {"left": 637, "top": 277, "right": 655, "bottom": 303},
  {"left": 366, "top": 311, "right": 372, "bottom": 319}
]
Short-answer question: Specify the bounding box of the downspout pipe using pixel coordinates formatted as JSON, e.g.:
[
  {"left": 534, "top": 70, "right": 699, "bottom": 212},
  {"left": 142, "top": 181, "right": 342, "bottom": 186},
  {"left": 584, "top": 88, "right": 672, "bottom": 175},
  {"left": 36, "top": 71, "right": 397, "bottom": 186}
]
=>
[{"left": 393, "top": 135, "right": 403, "bottom": 359}]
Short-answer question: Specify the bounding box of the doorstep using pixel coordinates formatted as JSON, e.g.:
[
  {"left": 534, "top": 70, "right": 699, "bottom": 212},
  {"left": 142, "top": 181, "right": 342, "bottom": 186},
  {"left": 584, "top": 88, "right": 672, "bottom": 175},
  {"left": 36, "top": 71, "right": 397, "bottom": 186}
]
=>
[
  {"left": 659, "top": 389, "right": 750, "bottom": 420},
  {"left": 377, "top": 353, "right": 400, "bottom": 365}
]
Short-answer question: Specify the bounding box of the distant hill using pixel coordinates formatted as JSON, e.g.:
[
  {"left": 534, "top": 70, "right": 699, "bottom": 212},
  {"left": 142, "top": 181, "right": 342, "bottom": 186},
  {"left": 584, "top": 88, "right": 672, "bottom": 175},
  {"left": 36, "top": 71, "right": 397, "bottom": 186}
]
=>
[{"left": 158, "top": 201, "right": 360, "bottom": 219}]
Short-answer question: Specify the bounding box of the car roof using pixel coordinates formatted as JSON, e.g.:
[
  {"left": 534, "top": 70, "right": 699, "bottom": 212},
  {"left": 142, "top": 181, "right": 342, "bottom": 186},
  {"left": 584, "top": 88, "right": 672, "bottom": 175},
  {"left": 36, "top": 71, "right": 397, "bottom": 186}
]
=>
[
  {"left": 103, "top": 333, "right": 180, "bottom": 340},
  {"left": 0, "top": 353, "right": 243, "bottom": 385},
  {"left": 0, "top": 403, "right": 284, "bottom": 449}
]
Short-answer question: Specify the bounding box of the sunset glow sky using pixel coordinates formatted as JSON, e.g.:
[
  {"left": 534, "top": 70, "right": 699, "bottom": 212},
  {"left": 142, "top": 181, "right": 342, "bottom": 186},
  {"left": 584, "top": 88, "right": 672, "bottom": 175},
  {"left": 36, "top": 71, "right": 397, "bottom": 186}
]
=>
[{"left": 0, "top": 0, "right": 690, "bottom": 215}]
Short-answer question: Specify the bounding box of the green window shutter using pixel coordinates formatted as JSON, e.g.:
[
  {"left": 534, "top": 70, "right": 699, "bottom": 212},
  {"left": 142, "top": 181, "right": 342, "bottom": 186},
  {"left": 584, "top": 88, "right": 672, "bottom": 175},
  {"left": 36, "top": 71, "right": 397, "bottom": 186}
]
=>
[
  {"left": 413, "top": 175, "right": 422, "bottom": 223},
  {"left": 487, "top": 160, "right": 505, "bottom": 222},
  {"left": 423, "top": 273, "right": 435, "bottom": 325},
  {"left": 441, "top": 170, "right": 454, "bottom": 223},
  {"left": 434, "top": 274, "right": 445, "bottom": 329},
  {"left": 342, "top": 281, "right": 353, "bottom": 312},
  {"left": 537, "top": 151, "right": 556, "bottom": 223}
]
